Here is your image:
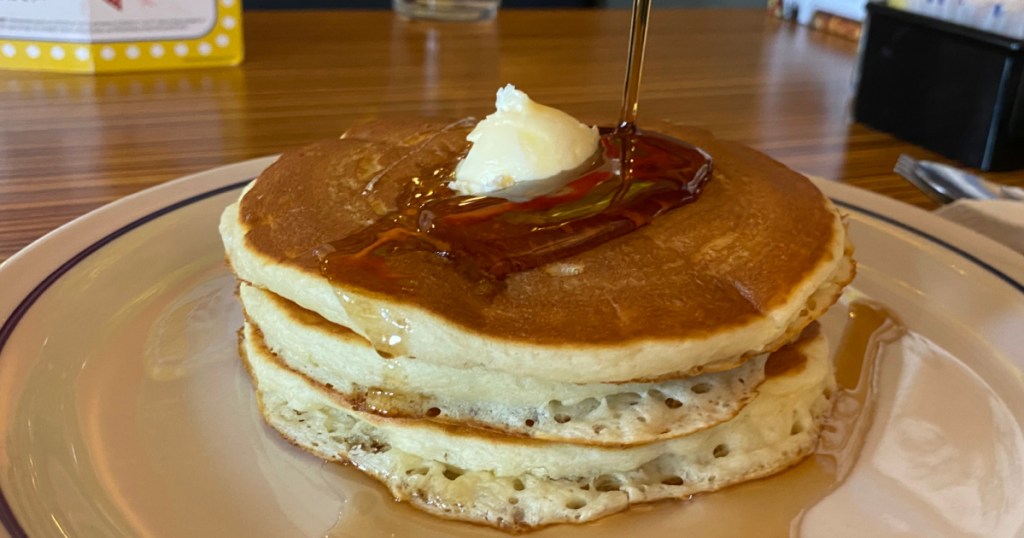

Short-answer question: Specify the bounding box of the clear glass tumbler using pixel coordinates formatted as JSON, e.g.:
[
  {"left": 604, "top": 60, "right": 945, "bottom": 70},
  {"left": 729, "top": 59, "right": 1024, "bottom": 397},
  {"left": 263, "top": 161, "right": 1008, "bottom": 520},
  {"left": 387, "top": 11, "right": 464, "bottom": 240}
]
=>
[{"left": 392, "top": 0, "right": 500, "bottom": 22}]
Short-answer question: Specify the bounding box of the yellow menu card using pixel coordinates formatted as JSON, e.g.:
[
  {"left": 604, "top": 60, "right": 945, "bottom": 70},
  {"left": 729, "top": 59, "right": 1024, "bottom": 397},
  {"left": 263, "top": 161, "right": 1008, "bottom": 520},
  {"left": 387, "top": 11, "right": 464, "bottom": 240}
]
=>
[{"left": 0, "top": 0, "right": 242, "bottom": 73}]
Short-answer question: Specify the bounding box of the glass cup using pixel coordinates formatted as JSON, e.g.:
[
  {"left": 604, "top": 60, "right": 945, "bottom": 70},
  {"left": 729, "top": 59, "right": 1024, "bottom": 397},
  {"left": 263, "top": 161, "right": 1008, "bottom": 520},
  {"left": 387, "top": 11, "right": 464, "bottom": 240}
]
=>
[{"left": 392, "top": 0, "right": 500, "bottom": 22}]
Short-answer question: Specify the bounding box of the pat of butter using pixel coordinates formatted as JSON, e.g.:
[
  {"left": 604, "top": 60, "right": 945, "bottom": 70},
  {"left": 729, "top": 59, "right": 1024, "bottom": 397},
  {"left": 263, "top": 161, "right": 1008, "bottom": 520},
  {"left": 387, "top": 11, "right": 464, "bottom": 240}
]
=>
[{"left": 450, "top": 84, "right": 600, "bottom": 196}]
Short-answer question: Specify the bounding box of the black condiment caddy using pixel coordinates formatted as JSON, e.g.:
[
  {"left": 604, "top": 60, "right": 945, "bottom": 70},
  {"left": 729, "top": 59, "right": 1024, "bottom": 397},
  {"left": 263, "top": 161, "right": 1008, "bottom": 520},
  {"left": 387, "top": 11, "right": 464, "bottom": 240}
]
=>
[{"left": 854, "top": 2, "right": 1024, "bottom": 171}]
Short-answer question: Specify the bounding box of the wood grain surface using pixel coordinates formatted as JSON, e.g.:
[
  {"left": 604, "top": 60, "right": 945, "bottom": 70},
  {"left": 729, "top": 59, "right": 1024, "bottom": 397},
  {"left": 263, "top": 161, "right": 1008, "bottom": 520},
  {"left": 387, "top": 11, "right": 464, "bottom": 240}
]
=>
[{"left": 1, "top": 9, "right": 1022, "bottom": 263}]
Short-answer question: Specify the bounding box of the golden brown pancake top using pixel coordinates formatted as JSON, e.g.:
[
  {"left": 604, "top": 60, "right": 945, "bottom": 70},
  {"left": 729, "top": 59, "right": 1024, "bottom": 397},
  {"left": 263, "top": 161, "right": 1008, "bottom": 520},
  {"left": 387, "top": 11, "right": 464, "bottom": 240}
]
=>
[{"left": 239, "top": 119, "right": 839, "bottom": 345}]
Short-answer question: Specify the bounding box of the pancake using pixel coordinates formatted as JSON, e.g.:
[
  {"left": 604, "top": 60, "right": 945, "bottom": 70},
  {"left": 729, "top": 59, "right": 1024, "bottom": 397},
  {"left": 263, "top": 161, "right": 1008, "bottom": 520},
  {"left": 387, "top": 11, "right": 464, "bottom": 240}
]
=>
[
  {"left": 240, "top": 282, "right": 768, "bottom": 446},
  {"left": 220, "top": 119, "right": 855, "bottom": 383},
  {"left": 240, "top": 319, "right": 835, "bottom": 532}
]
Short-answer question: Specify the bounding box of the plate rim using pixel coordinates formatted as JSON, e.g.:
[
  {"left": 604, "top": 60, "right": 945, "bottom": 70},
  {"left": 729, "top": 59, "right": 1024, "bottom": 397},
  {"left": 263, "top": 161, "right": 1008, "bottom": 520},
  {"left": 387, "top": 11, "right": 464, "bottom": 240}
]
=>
[{"left": 0, "top": 159, "right": 1022, "bottom": 538}]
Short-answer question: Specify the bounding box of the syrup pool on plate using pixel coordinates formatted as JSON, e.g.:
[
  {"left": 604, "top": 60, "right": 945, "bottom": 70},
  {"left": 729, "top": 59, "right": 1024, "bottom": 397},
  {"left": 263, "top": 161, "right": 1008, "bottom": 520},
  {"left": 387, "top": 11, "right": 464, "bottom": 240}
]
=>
[{"left": 315, "top": 294, "right": 1024, "bottom": 538}]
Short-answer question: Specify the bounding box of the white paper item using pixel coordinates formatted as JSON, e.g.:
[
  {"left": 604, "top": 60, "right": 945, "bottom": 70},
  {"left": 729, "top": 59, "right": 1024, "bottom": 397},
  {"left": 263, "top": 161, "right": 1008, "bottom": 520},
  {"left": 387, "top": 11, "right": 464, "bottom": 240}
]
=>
[
  {"left": 0, "top": 0, "right": 241, "bottom": 73},
  {"left": 935, "top": 199, "right": 1024, "bottom": 254},
  {"left": 0, "top": 0, "right": 217, "bottom": 43}
]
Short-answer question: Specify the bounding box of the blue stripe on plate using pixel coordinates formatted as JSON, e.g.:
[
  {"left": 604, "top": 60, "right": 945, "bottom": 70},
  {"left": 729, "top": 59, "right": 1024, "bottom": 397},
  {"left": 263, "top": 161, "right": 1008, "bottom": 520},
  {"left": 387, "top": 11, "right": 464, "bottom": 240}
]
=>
[
  {"left": 0, "top": 178, "right": 251, "bottom": 538},
  {"left": 833, "top": 200, "right": 1023, "bottom": 294},
  {"left": 0, "top": 186, "right": 1020, "bottom": 536}
]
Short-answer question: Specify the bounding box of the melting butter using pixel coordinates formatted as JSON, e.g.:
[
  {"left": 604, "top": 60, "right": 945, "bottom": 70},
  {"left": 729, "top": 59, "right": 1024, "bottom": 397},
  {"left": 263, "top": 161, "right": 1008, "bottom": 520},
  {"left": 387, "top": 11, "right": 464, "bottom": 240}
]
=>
[{"left": 450, "top": 84, "right": 599, "bottom": 195}]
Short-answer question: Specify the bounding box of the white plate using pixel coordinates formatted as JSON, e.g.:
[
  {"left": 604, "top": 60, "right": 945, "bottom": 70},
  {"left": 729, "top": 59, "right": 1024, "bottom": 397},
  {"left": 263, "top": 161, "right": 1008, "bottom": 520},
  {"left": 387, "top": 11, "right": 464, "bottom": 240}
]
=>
[{"left": 1, "top": 160, "right": 1023, "bottom": 538}]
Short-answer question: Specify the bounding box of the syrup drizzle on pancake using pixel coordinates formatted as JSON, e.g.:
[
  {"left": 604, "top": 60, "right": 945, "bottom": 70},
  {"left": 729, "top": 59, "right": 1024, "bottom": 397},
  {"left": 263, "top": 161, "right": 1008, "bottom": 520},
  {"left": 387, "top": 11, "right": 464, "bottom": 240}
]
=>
[{"left": 314, "top": 128, "right": 711, "bottom": 289}]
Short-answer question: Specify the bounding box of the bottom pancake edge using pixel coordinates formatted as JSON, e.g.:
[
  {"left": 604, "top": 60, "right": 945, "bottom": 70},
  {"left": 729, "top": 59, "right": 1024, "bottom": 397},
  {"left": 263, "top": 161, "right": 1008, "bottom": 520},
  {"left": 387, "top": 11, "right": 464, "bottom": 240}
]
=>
[{"left": 237, "top": 321, "right": 837, "bottom": 532}]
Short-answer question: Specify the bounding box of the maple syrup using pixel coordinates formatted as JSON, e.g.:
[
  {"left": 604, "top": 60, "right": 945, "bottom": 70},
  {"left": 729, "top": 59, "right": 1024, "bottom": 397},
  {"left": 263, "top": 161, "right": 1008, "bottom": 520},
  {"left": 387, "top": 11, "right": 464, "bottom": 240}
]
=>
[{"left": 316, "top": 128, "right": 711, "bottom": 288}]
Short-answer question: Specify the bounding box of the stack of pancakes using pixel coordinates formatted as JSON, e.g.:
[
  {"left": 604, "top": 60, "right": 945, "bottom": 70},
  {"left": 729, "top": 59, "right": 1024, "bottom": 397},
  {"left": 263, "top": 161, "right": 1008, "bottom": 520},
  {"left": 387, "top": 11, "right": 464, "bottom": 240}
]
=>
[{"left": 220, "top": 119, "right": 855, "bottom": 532}]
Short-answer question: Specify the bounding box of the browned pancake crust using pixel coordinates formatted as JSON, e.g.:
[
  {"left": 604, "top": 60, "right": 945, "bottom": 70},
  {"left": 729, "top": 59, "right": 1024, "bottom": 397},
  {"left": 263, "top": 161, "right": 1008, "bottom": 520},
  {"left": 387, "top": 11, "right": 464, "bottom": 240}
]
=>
[{"left": 239, "top": 119, "right": 839, "bottom": 345}]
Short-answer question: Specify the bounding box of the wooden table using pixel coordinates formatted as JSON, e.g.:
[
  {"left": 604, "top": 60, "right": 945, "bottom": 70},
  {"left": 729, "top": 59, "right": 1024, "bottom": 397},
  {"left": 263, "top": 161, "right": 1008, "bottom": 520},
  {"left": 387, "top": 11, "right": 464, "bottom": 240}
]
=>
[{"left": 1, "top": 9, "right": 1022, "bottom": 263}]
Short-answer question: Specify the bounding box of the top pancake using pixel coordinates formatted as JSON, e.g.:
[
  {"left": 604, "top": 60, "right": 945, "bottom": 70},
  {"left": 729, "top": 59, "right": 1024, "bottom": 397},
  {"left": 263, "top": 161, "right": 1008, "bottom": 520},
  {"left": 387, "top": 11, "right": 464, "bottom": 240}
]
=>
[{"left": 221, "top": 118, "right": 852, "bottom": 383}]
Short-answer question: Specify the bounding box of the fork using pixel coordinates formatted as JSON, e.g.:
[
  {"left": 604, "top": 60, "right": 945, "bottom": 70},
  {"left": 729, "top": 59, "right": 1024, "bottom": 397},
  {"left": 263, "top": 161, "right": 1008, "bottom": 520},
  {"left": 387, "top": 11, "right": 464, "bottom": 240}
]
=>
[
  {"left": 895, "top": 154, "right": 1024, "bottom": 203},
  {"left": 894, "top": 154, "right": 954, "bottom": 204}
]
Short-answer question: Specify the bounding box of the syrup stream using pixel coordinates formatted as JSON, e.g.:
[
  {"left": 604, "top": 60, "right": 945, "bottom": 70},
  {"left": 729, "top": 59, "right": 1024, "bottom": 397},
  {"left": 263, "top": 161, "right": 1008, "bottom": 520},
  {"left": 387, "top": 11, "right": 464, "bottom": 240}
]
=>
[
  {"left": 618, "top": 0, "right": 653, "bottom": 132},
  {"left": 314, "top": 0, "right": 708, "bottom": 324}
]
